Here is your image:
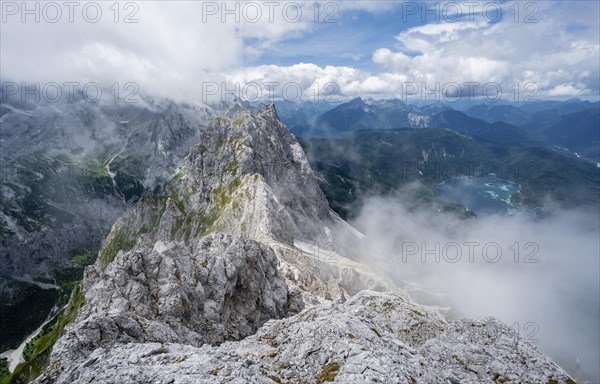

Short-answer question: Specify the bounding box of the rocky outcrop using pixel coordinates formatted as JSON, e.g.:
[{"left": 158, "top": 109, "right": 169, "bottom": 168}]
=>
[
  {"left": 35, "top": 104, "right": 393, "bottom": 381},
  {"left": 32, "top": 103, "right": 575, "bottom": 383},
  {"left": 44, "top": 234, "right": 303, "bottom": 369},
  {"left": 39, "top": 291, "right": 573, "bottom": 384}
]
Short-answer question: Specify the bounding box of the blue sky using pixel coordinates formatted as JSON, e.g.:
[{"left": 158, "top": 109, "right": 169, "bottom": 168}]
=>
[{"left": 250, "top": 8, "right": 421, "bottom": 70}]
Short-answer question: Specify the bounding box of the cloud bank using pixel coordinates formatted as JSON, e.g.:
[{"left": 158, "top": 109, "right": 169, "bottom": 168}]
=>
[{"left": 350, "top": 192, "right": 600, "bottom": 382}]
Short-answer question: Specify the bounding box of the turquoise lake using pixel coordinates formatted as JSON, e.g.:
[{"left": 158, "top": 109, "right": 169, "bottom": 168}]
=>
[{"left": 437, "top": 174, "right": 522, "bottom": 215}]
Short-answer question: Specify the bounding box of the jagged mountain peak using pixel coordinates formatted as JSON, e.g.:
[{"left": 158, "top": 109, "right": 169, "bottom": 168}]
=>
[
  {"left": 161, "top": 106, "right": 337, "bottom": 244},
  {"left": 21, "top": 102, "right": 574, "bottom": 384},
  {"left": 33, "top": 103, "right": 393, "bottom": 382}
]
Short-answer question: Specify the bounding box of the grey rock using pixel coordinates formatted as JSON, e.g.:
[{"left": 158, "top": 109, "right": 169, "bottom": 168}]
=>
[
  {"left": 38, "top": 291, "right": 572, "bottom": 384},
  {"left": 30, "top": 102, "right": 574, "bottom": 384}
]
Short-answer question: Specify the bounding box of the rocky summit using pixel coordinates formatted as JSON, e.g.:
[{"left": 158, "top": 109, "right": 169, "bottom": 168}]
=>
[{"left": 31, "top": 104, "right": 573, "bottom": 383}]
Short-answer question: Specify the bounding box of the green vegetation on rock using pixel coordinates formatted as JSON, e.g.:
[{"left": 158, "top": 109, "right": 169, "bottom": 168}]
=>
[
  {"left": 79, "top": 159, "right": 114, "bottom": 196},
  {"left": 316, "top": 362, "right": 340, "bottom": 383},
  {"left": 212, "top": 177, "right": 241, "bottom": 210},
  {"left": 0, "top": 281, "right": 60, "bottom": 354},
  {"left": 70, "top": 252, "right": 96, "bottom": 268},
  {"left": 83, "top": 160, "right": 109, "bottom": 177},
  {"left": 5, "top": 284, "right": 85, "bottom": 384},
  {"left": 225, "top": 159, "right": 239, "bottom": 176},
  {"left": 0, "top": 358, "right": 9, "bottom": 383},
  {"left": 174, "top": 168, "right": 188, "bottom": 182},
  {"left": 98, "top": 227, "right": 135, "bottom": 269}
]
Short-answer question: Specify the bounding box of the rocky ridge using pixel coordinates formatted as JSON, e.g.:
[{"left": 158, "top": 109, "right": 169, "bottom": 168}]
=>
[
  {"left": 40, "top": 291, "right": 572, "bottom": 384},
  {"left": 28, "top": 104, "right": 574, "bottom": 383}
]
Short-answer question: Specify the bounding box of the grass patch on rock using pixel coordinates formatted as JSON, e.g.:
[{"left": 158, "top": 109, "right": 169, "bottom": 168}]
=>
[
  {"left": 316, "top": 362, "right": 340, "bottom": 383},
  {"left": 98, "top": 227, "right": 135, "bottom": 269},
  {"left": 5, "top": 284, "right": 85, "bottom": 384}
]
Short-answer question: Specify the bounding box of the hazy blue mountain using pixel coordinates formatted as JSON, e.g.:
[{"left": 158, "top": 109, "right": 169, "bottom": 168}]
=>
[
  {"left": 428, "top": 110, "right": 534, "bottom": 144},
  {"left": 458, "top": 100, "right": 600, "bottom": 160},
  {"left": 518, "top": 98, "right": 599, "bottom": 115},
  {"left": 418, "top": 102, "right": 455, "bottom": 115},
  {"left": 465, "top": 104, "right": 531, "bottom": 126},
  {"left": 522, "top": 107, "right": 600, "bottom": 161},
  {"left": 292, "top": 97, "right": 430, "bottom": 137},
  {"left": 272, "top": 100, "right": 339, "bottom": 131},
  {"left": 291, "top": 97, "right": 535, "bottom": 145}
]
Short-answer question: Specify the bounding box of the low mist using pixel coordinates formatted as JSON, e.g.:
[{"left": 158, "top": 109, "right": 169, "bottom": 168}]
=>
[{"left": 350, "top": 191, "right": 600, "bottom": 382}]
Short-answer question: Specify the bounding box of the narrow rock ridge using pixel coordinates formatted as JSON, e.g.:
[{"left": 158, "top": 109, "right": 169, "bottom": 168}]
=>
[
  {"left": 42, "top": 291, "right": 573, "bottom": 384},
  {"left": 37, "top": 104, "right": 392, "bottom": 382},
  {"left": 37, "top": 104, "right": 573, "bottom": 383}
]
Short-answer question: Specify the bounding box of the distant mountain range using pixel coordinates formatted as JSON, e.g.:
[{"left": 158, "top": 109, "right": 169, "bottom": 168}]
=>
[
  {"left": 300, "top": 128, "right": 600, "bottom": 219},
  {"left": 282, "top": 98, "right": 599, "bottom": 220},
  {"left": 272, "top": 100, "right": 340, "bottom": 129},
  {"left": 286, "top": 97, "right": 600, "bottom": 161},
  {"left": 522, "top": 107, "right": 600, "bottom": 161},
  {"left": 464, "top": 104, "right": 531, "bottom": 126},
  {"left": 289, "top": 97, "right": 432, "bottom": 137}
]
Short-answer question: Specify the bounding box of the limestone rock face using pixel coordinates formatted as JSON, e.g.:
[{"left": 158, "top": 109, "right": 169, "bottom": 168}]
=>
[
  {"left": 45, "top": 234, "right": 303, "bottom": 369},
  {"left": 37, "top": 104, "right": 573, "bottom": 383},
  {"left": 172, "top": 104, "right": 337, "bottom": 245},
  {"left": 38, "top": 104, "right": 387, "bottom": 380},
  {"left": 40, "top": 291, "right": 572, "bottom": 384}
]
